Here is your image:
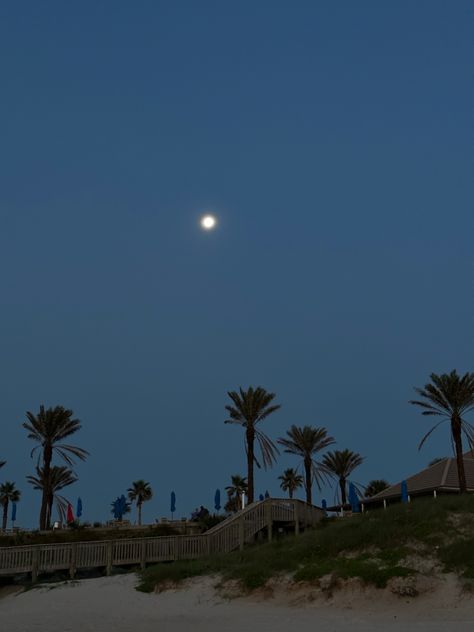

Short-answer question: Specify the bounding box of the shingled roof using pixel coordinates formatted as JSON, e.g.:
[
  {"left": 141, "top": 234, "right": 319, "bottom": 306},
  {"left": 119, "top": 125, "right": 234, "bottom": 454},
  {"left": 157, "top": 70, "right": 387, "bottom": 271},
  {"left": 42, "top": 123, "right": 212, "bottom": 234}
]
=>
[{"left": 363, "top": 451, "right": 474, "bottom": 504}]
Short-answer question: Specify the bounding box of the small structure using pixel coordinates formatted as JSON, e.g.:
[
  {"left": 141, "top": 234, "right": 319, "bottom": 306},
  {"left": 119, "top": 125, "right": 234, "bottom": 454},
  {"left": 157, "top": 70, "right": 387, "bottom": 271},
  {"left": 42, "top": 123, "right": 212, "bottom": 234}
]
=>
[{"left": 363, "top": 452, "right": 474, "bottom": 507}]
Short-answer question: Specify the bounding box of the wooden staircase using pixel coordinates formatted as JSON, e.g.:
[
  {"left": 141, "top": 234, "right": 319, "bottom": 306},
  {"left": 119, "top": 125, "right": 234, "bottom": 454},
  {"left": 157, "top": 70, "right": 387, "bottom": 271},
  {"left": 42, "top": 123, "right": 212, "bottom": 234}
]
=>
[{"left": 0, "top": 498, "right": 324, "bottom": 581}]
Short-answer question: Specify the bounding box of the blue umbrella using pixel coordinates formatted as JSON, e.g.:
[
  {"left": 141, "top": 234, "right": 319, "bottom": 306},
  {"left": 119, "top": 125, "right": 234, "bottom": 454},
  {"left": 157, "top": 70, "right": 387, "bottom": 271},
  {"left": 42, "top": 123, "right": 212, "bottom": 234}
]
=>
[
  {"left": 259, "top": 494, "right": 264, "bottom": 501},
  {"left": 11, "top": 502, "right": 17, "bottom": 523},
  {"left": 348, "top": 482, "right": 360, "bottom": 513},
  {"left": 401, "top": 480, "right": 409, "bottom": 503},
  {"left": 214, "top": 489, "right": 221, "bottom": 512},
  {"left": 170, "top": 491, "right": 176, "bottom": 517},
  {"left": 321, "top": 499, "right": 327, "bottom": 510},
  {"left": 76, "top": 497, "right": 83, "bottom": 518},
  {"left": 264, "top": 490, "right": 270, "bottom": 499}
]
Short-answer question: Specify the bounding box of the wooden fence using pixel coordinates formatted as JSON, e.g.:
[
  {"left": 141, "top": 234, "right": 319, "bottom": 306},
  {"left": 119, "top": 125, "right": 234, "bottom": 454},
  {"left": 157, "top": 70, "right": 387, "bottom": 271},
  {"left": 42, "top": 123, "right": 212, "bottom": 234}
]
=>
[{"left": 0, "top": 498, "right": 323, "bottom": 581}]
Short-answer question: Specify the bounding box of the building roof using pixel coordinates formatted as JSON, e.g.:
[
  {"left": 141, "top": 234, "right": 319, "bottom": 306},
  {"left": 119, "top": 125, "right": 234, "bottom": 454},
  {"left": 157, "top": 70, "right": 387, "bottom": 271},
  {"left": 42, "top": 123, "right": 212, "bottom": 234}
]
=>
[{"left": 363, "top": 451, "right": 474, "bottom": 504}]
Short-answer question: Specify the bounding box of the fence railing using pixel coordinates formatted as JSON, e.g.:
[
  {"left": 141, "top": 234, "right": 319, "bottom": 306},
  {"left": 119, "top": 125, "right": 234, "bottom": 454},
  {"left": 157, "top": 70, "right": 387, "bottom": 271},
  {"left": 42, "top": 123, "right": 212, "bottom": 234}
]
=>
[{"left": 0, "top": 498, "right": 323, "bottom": 581}]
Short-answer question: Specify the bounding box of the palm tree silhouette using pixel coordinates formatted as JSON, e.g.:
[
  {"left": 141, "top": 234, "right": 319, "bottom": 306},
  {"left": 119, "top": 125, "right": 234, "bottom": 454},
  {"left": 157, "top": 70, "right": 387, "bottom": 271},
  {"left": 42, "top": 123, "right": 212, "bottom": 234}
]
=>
[
  {"left": 321, "top": 449, "right": 364, "bottom": 505},
  {"left": 27, "top": 465, "right": 77, "bottom": 527},
  {"left": 278, "top": 468, "right": 304, "bottom": 499},
  {"left": 410, "top": 370, "right": 474, "bottom": 493},
  {"left": 23, "top": 405, "right": 88, "bottom": 529},
  {"left": 364, "top": 479, "right": 389, "bottom": 498},
  {"left": 225, "top": 387, "right": 280, "bottom": 503},
  {"left": 278, "top": 425, "right": 335, "bottom": 504},
  {"left": 0, "top": 482, "right": 21, "bottom": 531},
  {"left": 128, "top": 480, "right": 153, "bottom": 526},
  {"left": 225, "top": 474, "right": 248, "bottom": 512}
]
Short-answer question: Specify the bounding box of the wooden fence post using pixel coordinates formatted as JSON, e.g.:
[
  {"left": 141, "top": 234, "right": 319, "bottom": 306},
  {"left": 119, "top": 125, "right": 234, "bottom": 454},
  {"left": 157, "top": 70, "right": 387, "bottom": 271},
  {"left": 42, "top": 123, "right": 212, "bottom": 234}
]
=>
[
  {"left": 106, "top": 541, "right": 113, "bottom": 576},
  {"left": 238, "top": 516, "right": 244, "bottom": 551},
  {"left": 69, "top": 543, "right": 77, "bottom": 579},
  {"left": 140, "top": 540, "right": 147, "bottom": 570},
  {"left": 265, "top": 502, "right": 272, "bottom": 542},
  {"left": 31, "top": 546, "right": 39, "bottom": 583}
]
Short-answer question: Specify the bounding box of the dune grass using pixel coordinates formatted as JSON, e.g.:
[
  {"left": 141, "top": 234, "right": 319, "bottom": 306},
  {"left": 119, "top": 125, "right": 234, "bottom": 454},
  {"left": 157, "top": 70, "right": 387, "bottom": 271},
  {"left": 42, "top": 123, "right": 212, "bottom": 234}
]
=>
[{"left": 137, "top": 494, "right": 474, "bottom": 593}]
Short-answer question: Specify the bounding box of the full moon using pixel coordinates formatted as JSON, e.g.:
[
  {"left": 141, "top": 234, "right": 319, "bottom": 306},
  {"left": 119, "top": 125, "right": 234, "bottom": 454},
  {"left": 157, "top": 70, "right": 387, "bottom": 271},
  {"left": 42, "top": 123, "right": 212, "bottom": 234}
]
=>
[{"left": 200, "top": 214, "right": 217, "bottom": 230}]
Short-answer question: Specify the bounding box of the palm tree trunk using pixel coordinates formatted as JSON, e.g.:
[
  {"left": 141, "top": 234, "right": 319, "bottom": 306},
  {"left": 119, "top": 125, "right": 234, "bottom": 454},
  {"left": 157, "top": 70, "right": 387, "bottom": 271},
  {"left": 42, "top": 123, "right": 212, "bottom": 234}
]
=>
[
  {"left": 138, "top": 502, "right": 142, "bottom": 526},
  {"left": 452, "top": 416, "right": 467, "bottom": 493},
  {"left": 246, "top": 427, "right": 255, "bottom": 504},
  {"left": 40, "top": 444, "right": 53, "bottom": 530},
  {"left": 289, "top": 488, "right": 293, "bottom": 499},
  {"left": 2, "top": 501, "right": 8, "bottom": 530},
  {"left": 304, "top": 457, "right": 312, "bottom": 504},
  {"left": 340, "top": 478, "right": 347, "bottom": 505}
]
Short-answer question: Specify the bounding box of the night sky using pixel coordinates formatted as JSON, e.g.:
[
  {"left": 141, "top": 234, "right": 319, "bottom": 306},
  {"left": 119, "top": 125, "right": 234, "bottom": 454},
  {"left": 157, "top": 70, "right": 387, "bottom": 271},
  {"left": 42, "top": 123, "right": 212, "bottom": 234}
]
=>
[{"left": 1, "top": 1, "right": 473, "bottom": 527}]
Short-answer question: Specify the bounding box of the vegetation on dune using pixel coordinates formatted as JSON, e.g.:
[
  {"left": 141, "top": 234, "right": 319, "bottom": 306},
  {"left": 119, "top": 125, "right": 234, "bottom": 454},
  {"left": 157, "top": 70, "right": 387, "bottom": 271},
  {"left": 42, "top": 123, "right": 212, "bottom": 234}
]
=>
[
  {"left": 225, "top": 386, "right": 281, "bottom": 503},
  {"left": 0, "top": 523, "right": 179, "bottom": 547},
  {"left": 137, "top": 495, "right": 474, "bottom": 593}
]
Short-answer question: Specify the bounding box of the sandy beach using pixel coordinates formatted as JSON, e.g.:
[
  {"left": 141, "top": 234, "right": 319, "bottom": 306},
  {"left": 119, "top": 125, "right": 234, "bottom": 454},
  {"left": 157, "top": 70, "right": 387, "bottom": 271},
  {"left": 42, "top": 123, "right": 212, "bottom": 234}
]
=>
[{"left": 1, "top": 573, "right": 473, "bottom": 632}]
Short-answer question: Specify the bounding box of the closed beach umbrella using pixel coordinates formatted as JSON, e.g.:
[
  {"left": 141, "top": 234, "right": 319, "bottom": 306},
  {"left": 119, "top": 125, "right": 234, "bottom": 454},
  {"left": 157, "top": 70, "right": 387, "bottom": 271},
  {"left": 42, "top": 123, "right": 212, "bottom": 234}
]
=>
[
  {"left": 170, "top": 491, "right": 176, "bottom": 518},
  {"left": 348, "top": 483, "right": 360, "bottom": 513},
  {"left": 401, "top": 480, "right": 409, "bottom": 503},
  {"left": 66, "top": 503, "right": 74, "bottom": 523},
  {"left": 259, "top": 494, "right": 264, "bottom": 501},
  {"left": 11, "top": 501, "right": 17, "bottom": 523},
  {"left": 264, "top": 490, "right": 270, "bottom": 499},
  {"left": 76, "top": 497, "right": 83, "bottom": 518},
  {"left": 214, "top": 489, "right": 221, "bottom": 512}
]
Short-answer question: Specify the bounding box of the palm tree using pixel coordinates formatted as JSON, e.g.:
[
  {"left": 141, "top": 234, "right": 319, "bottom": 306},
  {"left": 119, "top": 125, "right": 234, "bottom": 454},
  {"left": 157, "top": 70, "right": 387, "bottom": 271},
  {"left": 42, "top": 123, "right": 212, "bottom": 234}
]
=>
[
  {"left": 321, "top": 449, "right": 365, "bottom": 505},
  {"left": 278, "top": 425, "right": 335, "bottom": 504},
  {"left": 23, "top": 405, "right": 88, "bottom": 529},
  {"left": 225, "top": 474, "right": 248, "bottom": 512},
  {"left": 27, "top": 466, "right": 77, "bottom": 527},
  {"left": 225, "top": 386, "right": 281, "bottom": 503},
  {"left": 278, "top": 468, "right": 304, "bottom": 499},
  {"left": 127, "top": 480, "right": 153, "bottom": 526},
  {"left": 410, "top": 370, "right": 474, "bottom": 494},
  {"left": 364, "top": 479, "right": 389, "bottom": 498},
  {"left": 0, "top": 482, "right": 21, "bottom": 531}
]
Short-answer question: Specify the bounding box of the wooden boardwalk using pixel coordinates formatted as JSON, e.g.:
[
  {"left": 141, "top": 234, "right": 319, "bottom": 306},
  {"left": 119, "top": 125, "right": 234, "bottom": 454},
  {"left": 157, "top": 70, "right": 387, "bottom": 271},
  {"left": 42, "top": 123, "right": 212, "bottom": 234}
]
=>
[{"left": 0, "top": 498, "right": 323, "bottom": 582}]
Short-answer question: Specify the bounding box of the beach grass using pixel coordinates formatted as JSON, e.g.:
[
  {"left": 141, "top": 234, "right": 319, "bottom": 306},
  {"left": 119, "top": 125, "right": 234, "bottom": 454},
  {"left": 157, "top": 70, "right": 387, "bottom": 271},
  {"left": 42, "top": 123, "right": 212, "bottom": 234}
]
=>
[{"left": 137, "top": 494, "right": 474, "bottom": 592}]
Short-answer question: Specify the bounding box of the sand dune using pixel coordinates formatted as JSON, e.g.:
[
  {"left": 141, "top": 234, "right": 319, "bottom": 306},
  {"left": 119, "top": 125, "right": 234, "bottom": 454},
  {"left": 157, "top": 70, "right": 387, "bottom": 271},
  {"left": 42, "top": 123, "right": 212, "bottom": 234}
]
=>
[{"left": 1, "top": 573, "right": 473, "bottom": 632}]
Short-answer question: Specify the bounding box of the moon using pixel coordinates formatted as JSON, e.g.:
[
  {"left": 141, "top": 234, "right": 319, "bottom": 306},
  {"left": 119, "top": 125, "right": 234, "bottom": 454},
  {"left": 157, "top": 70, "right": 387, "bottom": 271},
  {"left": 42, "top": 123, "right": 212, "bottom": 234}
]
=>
[{"left": 200, "top": 214, "right": 217, "bottom": 230}]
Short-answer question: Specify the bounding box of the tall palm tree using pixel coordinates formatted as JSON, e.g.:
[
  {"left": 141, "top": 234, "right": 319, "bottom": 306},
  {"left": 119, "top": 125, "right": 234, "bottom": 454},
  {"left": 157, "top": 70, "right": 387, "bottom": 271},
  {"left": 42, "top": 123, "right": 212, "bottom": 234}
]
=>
[
  {"left": 127, "top": 480, "right": 153, "bottom": 526},
  {"left": 23, "top": 405, "right": 88, "bottom": 529},
  {"left": 225, "top": 474, "right": 248, "bottom": 512},
  {"left": 321, "top": 449, "right": 365, "bottom": 505},
  {"left": 278, "top": 425, "right": 335, "bottom": 504},
  {"left": 410, "top": 370, "right": 474, "bottom": 494},
  {"left": 27, "top": 466, "right": 77, "bottom": 527},
  {"left": 225, "top": 386, "right": 281, "bottom": 503},
  {"left": 278, "top": 468, "right": 304, "bottom": 499},
  {"left": 0, "top": 482, "right": 21, "bottom": 531},
  {"left": 364, "top": 479, "right": 389, "bottom": 498}
]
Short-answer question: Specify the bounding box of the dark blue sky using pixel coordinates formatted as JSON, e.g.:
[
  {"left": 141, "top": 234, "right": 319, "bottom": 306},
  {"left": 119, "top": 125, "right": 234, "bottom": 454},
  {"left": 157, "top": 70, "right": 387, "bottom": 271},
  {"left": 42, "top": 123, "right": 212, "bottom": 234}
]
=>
[{"left": 1, "top": 1, "right": 473, "bottom": 527}]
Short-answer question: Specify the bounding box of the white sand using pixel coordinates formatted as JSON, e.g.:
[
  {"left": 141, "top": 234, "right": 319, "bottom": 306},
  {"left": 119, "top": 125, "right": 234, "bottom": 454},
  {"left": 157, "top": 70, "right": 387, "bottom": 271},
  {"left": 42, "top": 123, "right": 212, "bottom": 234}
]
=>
[{"left": 1, "top": 573, "right": 473, "bottom": 632}]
